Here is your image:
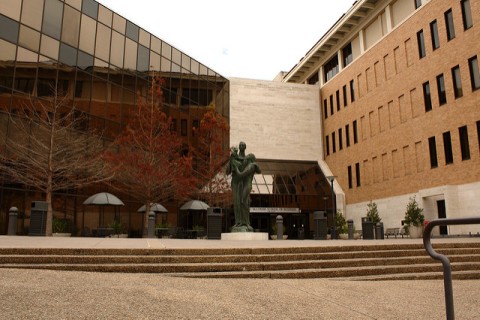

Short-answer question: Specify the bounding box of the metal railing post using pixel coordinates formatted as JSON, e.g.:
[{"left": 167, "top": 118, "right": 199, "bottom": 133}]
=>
[{"left": 423, "top": 216, "right": 480, "bottom": 320}]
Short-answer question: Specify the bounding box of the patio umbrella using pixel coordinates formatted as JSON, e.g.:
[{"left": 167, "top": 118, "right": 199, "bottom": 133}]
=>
[
  {"left": 180, "top": 200, "right": 209, "bottom": 211},
  {"left": 137, "top": 203, "right": 168, "bottom": 213},
  {"left": 83, "top": 192, "right": 125, "bottom": 206},
  {"left": 83, "top": 192, "right": 125, "bottom": 227}
]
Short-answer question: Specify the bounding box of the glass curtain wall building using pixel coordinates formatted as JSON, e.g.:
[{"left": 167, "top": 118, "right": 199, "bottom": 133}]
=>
[{"left": 0, "top": 0, "right": 229, "bottom": 236}]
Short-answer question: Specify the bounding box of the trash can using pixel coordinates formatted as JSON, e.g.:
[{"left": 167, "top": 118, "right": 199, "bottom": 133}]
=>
[
  {"left": 29, "top": 201, "right": 48, "bottom": 236},
  {"left": 313, "top": 211, "right": 328, "bottom": 240},
  {"left": 347, "top": 219, "right": 354, "bottom": 240},
  {"left": 362, "top": 217, "right": 375, "bottom": 240},
  {"left": 207, "top": 207, "right": 222, "bottom": 239},
  {"left": 375, "top": 222, "right": 384, "bottom": 239}
]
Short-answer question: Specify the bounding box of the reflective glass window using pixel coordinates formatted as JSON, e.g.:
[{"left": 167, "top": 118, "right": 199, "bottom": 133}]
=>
[
  {"left": 0, "top": 0, "right": 21, "bottom": 20},
  {"left": 112, "top": 13, "right": 126, "bottom": 34},
  {"left": 93, "top": 58, "right": 109, "bottom": 79},
  {"left": 59, "top": 43, "right": 78, "bottom": 66},
  {"left": 65, "top": 0, "right": 81, "bottom": 10},
  {"left": 461, "top": 0, "right": 473, "bottom": 30},
  {"left": 62, "top": 5, "right": 81, "bottom": 47},
  {"left": 445, "top": 9, "right": 456, "bottom": 41},
  {"left": 137, "top": 45, "right": 149, "bottom": 71},
  {"left": 191, "top": 60, "right": 199, "bottom": 75},
  {"left": 151, "top": 36, "right": 161, "bottom": 53},
  {"left": 161, "top": 42, "right": 171, "bottom": 59},
  {"left": 0, "top": 14, "right": 19, "bottom": 44},
  {"left": 451, "top": 65, "right": 463, "bottom": 98},
  {"left": 139, "top": 29, "right": 150, "bottom": 47},
  {"left": 160, "top": 57, "right": 171, "bottom": 72},
  {"left": 95, "top": 23, "right": 111, "bottom": 62},
  {"left": 19, "top": 25, "right": 40, "bottom": 52},
  {"left": 110, "top": 31, "right": 125, "bottom": 67},
  {"left": 21, "top": 0, "right": 44, "bottom": 30},
  {"left": 172, "top": 48, "right": 181, "bottom": 65},
  {"left": 82, "top": 0, "right": 98, "bottom": 19},
  {"left": 78, "top": 50, "right": 94, "bottom": 70},
  {"left": 42, "top": 0, "right": 63, "bottom": 40},
  {"left": 181, "top": 53, "right": 190, "bottom": 70},
  {"left": 469, "top": 56, "right": 480, "bottom": 91},
  {"left": 124, "top": 38, "right": 137, "bottom": 70},
  {"left": 126, "top": 21, "right": 139, "bottom": 42},
  {"left": 40, "top": 34, "right": 59, "bottom": 59},
  {"left": 16, "top": 47, "right": 38, "bottom": 63},
  {"left": 0, "top": 39, "right": 17, "bottom": 61},
  {"left": 171, "top": 62, "right": 181, "bottom": 73},
  {"left": 199, "top": 64, "right": 208, "bottom": 75},
  {"left": 150, "top": 52, "right": 160, "bottom": 71},
  {"left": 79, "top": 14, "right": 96, "bottom": 54},
  {"left": 98, "top": 5, "right": 112, "bottom": 27}
]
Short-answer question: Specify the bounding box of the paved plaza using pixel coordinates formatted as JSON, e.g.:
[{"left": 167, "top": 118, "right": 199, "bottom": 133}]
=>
[{"left": 0, "top": 236, "right": 479, "bottom": 319}]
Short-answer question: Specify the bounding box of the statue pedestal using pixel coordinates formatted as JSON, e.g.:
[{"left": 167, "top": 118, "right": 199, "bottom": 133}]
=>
[{"left": 221, "top": 232, "right": 269, "bottom": 241}]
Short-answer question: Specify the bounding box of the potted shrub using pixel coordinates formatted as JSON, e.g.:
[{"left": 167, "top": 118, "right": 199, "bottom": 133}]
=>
[
  {"left": 335, "top": 210, "right": 348, "bottom": 239},
  {"left": 404, "top": 196, "right": 424, "bottom": 238},
  {"left": 366, "top": 201, "right": 381, "bottom": 224},
  {"left": 52, "top": 217, "right": 71, "bottom": 237},
  {"left": 271, "top": 223, "right": 287, "bottom": 240}
]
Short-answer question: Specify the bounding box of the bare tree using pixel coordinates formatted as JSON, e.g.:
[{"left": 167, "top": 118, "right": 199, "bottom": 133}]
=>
[{"left": 0, "top": 91, "right": 112, "bottom": 236}]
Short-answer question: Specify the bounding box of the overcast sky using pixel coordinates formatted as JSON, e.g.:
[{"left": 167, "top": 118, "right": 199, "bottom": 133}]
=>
[{"left": 96, "top": 0, "right": 354, "bottom": 80}]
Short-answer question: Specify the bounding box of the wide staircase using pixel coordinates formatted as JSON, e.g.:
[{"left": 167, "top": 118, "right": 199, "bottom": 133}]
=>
[{"left": 1, "top": 242, "right": 480, "bottom": 280}]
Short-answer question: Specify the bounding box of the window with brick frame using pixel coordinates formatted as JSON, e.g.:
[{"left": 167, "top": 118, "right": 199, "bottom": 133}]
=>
[
  {"left": 355, "top": 162, "right": 361, "bottom": 187},
  {"left": 345, "top": 124, "right": 350, "bottom": 147},
  {"left": 339, "top": 128, "right": 343, "bottom": 150},
  {"left": 417, "top": 30, "right": 426, "bottom": 58},
  {"left": 326, "top": 135, "right": 330, "bottom": 156},
  {"left": 332, "top": 131, "right": 336, "bottom": 153},
  {"left": 468, "top": 56, "right": 480, "bottom": 91},
  {"left": 353, "top": 120, "right": 358, "bottom": 144},
  {"left": 428, "top": 136, "right": 438, "bottom": 168},
  {"left": 343, "top": 85, "right": 348, "bottom": 107},
  {"left": 477, "top": 121, "right": 480, "bottom": 151},
  {"left": 348, "top": 165, "right": 353, "bottom": 189},
  {"left": 443, "top": 131, "right": 453, "bottom": 164},
  {"left": 415, "top": 0, "right": 422, "bottom": 9},
  {"left": 459, "top": 125, "right": 471, "bottom": 160},
  {"left": 423, "top": 81, "right": 432, "bottom": 112},
  {"left": 430, "top": 20, "right": 440, "bottom": 50},
  {"left": 330, "top": 94, "right": 334, "bottom": 116},
  {"left": 323, "top": 99, "right": 328, "bottom": 119},
  {"left": 436, "top": 74, "right": 447, "bottom": 106},
  {"left": 445, "top": 9, "right": 456, "bottom": 41},
  {"left": 336, "top": 90, "right": 340, "bottom": 111},
  {"left": 461, "top": 0, "right": 473, "bottom": 30},
  {"left": 451, "top": 65, "right": 463, "bottom": 98},
  {"left": 350, "top": 79, "right": 355, "bottom": 102}
]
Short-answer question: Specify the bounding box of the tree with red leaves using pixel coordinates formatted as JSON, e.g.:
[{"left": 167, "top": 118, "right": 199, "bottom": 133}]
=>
[
  {"left": 105, "top": 77, "right": 195, "bottom": 234},
  {"left": 191, "top": 106, "right": 231, "bottom": 208}
]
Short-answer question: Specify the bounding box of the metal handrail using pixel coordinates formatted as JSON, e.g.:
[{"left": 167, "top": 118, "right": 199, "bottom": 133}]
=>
[{"left": 423, "top": 216, "right": 480, "bottom": 320}]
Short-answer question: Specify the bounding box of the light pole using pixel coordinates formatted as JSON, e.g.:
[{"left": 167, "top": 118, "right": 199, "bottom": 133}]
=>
[{"left": 326, "top": 176, "right": 336, "bottom": 239}]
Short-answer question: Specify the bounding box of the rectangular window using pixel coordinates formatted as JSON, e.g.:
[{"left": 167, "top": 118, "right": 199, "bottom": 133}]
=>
[
  {"left": 181, "top": 119, "right": 187, "bottom": 136},
  {"left": 326, "top": 135, "right": 330, "bottom": 156},
  {"left": 192, "top": 119, "right": 199, "bottom": 136},
  {"left": 355, "top": 163, "right": 361, "bottom": 187},
  {"left": 445, "top": 9, "right": 456, "bottom": 41},
  {"left": 338, "top": 128, "right": 343, "bottom": 150},
  {"left": 336, "top": 90, "right": 340, "bottom": 111},
  {"left": 451, "top": 65, "right": 463, "bottom": 98},
  {"left": 443, "top": 131, "right": 453, "bottom": 164},
  {"left": 348, "top": 166, "right": 353, "bottom": 189},
  {"left": 468, "top": 56, "right": 480, "bottom": 91},
  {"left": 353, "top": 120, "right": 358, "bottom": 144},
  {"left": 428, "top": 136, "right": 438, "bottom": 168},
  {"left": 342, "top": 43, "right": 353, "bottom": 67},
  {"left": 342, "top": 85, "right": 348, "bottom": 107},
  {"left": 430, "top": 20, "right": 440, "bottom": 50},
  {"left": 417, "top": 30, "right": 426, "bottom": 59},
  {"left": 332, "top": 131, "right": 336, "bottom": 153},
  {"left": 461, "top": 0, "right": 473, "bottom": 30},
  {"left": 350, "top": 79, "right": 355, "bottom": 102},
  {"left": 436, "top": 74, "right": 447, "bottom": 105},
  {"left": 423, "top": 81, "right": 432, "bottom": 112},
  {"left": 415, "top": 0, "right": 422, "bottom": 9},
  {"left": 459, "top": 126, "right": 471, "bottom": 160},
  {"left": 323, "top": 99, "right": 328, "bottom": 119},
  {"left": 345, "top": 124, "right": 350, "bottom": 147},
  {"left": 477, "top": 121, "right": 480, "bottom": 151},
  {"left": 324, "top": 54, "right": 339, "bottom": 82},
  {"left": 330, "top": 94, "right": 334, "bottom": 116}
]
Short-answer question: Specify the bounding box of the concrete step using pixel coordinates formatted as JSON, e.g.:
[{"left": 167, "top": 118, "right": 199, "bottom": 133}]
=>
[{"left": 1, "top": 242, "right": 479, "bottom": 280}]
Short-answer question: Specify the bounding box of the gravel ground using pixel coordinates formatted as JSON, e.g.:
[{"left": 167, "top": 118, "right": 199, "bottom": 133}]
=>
[{"left": 1, "top": 269, "right": 479, "bottom": 319}]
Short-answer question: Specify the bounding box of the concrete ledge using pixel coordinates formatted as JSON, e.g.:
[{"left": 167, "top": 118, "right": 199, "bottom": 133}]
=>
[{"left": 221, "top": 232, "right": 269, "bottom": 241}]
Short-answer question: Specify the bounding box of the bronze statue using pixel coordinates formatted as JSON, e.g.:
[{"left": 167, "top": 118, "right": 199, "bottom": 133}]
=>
[{"left": 227, "top": 142, "right": 261, "bottom": 232}]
